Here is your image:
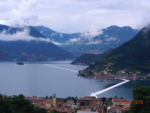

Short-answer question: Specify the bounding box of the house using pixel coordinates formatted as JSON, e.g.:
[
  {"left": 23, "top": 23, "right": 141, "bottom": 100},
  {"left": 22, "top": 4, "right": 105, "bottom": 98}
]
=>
[
  {"left": 62, "top": 103, "right": 71, "bottom": 108},
  {"left": 67, "top": 99, "right": 74, "bottom": 104},
  {"left": 49, "top": 107, "right": 75, "bottom": 113},
  {"left": 136, "top": 71, "right": 141, "bottom": 74},
  {"left": 3, "top": 94, "right": 8, "bottom": 98},
  {"left": 96, "top": 106, "right": 105, "bottom": 113},
  {"left": 57, "top": 98, "right": 64, "bottom": 104},
  {"left": 112, "top": 99, "right": 125, "bottom": 106},
  {"left": 71, "top": 105, "right": 77, "bottom": 109},
  {"left": 107, "top": 106, "right": 130, "bottom": 113},
  {"left": 90, "top": 98, "right": 103, "bottom": 107},
  {"left": 77, "top": 110, "right": 98, "bottom": 113},
  {"left": 77, "top": 97, "right": 93, "bottom": 105},
  {"left": 118, "top": 70, "right": 126, "bottom": 74},
  {"left": 45, "top": 99, "right": 53, "bottom": 107}
]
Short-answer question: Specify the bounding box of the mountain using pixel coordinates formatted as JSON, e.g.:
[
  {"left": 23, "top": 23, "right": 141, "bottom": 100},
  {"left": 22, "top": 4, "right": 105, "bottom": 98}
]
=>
[
  {"left": 71, "top": 49, "right": 113, "bottom": 65},
  {"left": 33, "top": 25, "right": 139, "bottom": 57},
  {"left": 0, "top": 25, "right": 74, "bottom": 61},
  {"left": 33, "top": 26, "right": 82, "bottom": 43},
  {"left": 83, "top": 25, "right": 150, "bottom": 74}
]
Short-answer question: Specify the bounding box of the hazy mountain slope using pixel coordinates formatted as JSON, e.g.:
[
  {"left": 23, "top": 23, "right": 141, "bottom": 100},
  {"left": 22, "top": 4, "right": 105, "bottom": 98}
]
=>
[
  {"left": 83, "top": 25, "right": 150, "bottom": 74},
  {"left": 71, "top": 49, "right": 113, "bottom": 65},
  {"left": 0, "top": 25, "right": 73, "bottom": 61},
  {"left": 33, "top": 25, "right": 139, "bottom": 57},
  {"left": 33, "top": 26, "right": 82, "bottom": 43}
]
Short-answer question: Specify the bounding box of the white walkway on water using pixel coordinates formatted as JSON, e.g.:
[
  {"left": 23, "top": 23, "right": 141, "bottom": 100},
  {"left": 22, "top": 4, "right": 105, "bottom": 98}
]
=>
[
  {"left": 44, "top": 64, "right": 78, "bottom": 72},
  {"left": 44, "top": 64, "right": 130, "bottom": 98},
  {"left": 90, "top": 79, "right": 130, "bottom": 98}
]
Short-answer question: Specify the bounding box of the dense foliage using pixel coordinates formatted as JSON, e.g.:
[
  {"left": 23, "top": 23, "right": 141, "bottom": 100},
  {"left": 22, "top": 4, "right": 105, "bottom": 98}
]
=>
[
  {"left": 84, "top": 26, "right": 150, "bottom": 74},
  {"left": 0, "top": 94, "right": 47, "bottom": 113},
  {"left": 71, "top": 49, "right": 113, "bottom": 65},
  {"left": 126, "top": 85, "right": 150, "bottom": 113}
]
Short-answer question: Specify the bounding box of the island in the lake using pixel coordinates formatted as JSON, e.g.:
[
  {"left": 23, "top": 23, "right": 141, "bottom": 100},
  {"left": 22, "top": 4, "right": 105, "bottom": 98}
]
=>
[{"left": 16, "top": 62, "right": 24, "bottom": 65}]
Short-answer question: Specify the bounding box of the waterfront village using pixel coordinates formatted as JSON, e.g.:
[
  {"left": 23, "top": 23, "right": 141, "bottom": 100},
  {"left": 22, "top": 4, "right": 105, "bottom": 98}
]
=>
[
  {"left": 79, "top": 62, "right": 150, "bottom": 80},
  {"left": 2, "top": 94, "right": 131, "bottom": 113}
]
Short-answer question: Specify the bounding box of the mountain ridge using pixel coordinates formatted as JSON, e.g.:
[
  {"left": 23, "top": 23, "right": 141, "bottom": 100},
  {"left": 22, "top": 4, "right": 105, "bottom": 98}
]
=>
[
  {"left": 0, "top": 24, "right": 74, "bottom": 61},
  {"left": 33, "top": 25, "right": 139, "bottom": 57},
  {"left": 82, "top": 25, "right": 150, "bottom": 74}
]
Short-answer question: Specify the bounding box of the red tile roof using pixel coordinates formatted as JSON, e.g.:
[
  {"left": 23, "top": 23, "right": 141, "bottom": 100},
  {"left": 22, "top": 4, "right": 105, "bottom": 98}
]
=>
[
  {"left": 112, "top": 98, "right": 124, "bottom": 102},
  {"left": 110, "top": 106, "right": 130, "bottom": 111}
]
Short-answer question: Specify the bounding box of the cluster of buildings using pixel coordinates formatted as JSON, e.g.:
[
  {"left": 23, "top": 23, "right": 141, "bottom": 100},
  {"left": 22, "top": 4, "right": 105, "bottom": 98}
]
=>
[
  {"left": 25, "top": 94, "right": 75, "bottom": 113},
  {"left": 79, "top": 62, "right": 150, "bottom": 80},
  {"left": 76, "top": 96, "right": 130, "bottom": 113},
  {"left": 2, "top": 94, "right": 131, "bottom": 113}
]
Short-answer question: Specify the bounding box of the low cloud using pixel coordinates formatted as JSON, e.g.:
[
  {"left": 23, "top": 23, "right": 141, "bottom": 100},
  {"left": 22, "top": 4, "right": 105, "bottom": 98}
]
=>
[
  {"left": 51, "top": 33, "right": 58, "bottom": 37},
  {"left": 81, "top": 24, "right": 103, "bottom": 39},
  {"left": 86, "top": 40, "right": 102, "bottom": 45},
  {"left": 0, "top": 0, "right": 38, "bottom": 27},
  {"left": 60, "top": 33, "right": 63, "bottom": 38},
  {"left": 142, "top": 24, "right": 150, "bottom": 34},
  {"left": 106, "top": 37, "right": 117, "bottom": 41},
  {"left": 66, "top": 38, "right": 81, "bottom": 44},
  {"left": 51, "top": 41, "right": 62, "bottom": 45},
  {"left": 0, "top": 28, "right": 51, "bottom": 42}
]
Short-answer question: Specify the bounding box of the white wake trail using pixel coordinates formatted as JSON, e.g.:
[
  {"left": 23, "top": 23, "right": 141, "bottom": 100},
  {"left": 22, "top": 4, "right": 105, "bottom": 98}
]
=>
[
  {"left": 90, "top": 79, "right": 130, "bottom": 98},
  {"left": 44, "top": 64, "right": 78, "bottom": 72}
]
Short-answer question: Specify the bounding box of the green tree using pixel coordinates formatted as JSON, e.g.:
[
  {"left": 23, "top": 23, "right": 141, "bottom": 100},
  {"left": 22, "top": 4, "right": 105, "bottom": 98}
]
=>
[
  {"left": 50, "top": 109, "right": 58, "bottom": 113},
  {"left": 129, "top": 85, "right": 150, "bottom": 113},
  {"left": 80, "top": 102, "right": 85, "bottom": 106}
]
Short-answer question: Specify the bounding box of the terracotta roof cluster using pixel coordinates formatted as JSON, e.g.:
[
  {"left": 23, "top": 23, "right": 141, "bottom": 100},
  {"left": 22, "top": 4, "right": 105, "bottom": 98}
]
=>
[
  {"left": 3, "top": 94, "right": 8, "bottom": 98},
  {"left": 109, "top": 106, "right": 130, "bottom": 111},
  {"left": 112, "top": 98, "right": 124, "bottom": 102}
]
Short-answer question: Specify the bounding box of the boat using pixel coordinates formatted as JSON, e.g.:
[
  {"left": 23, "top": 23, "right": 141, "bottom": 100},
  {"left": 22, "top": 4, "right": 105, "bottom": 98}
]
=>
[{"left": 16, "top": 62, "right": 24, "bottom": 65}]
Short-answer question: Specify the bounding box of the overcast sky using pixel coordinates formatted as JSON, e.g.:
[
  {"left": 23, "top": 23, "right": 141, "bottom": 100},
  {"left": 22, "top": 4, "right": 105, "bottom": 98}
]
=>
[{"left": 0, "top": 0, "right": 150, "bottom": 33}]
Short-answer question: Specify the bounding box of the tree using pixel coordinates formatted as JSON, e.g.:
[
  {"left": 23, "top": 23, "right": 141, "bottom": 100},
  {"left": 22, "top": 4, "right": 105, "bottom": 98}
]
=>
[
  {"left": 90, "top": 64, "right": 93, "bottom": 69},
  {"left": 120, "top": 97, "right": 123, "bottom": 99},
  {"left": 101, "top": 97, "right": 106, "bottom": 104},
  {"left": 50, "top": 109, "right": 58, "bottom": 113},
  {"left": 114, "top": 95, "right": 118, "bottom": 98},
  {"left": 129, "top": 85, "right": 150, "bottom": 113},
  {"left": 46, "top": 96, "right": 48, "bottom": 98},
  {"left": 80, "top": 102, "right": 85, "bottom": 106}
]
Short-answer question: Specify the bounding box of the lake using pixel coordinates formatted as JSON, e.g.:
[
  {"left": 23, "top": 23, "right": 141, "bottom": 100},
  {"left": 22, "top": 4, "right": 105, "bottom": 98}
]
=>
[{"left": 0, "top": 60, "right": 150, "bottom": 100}]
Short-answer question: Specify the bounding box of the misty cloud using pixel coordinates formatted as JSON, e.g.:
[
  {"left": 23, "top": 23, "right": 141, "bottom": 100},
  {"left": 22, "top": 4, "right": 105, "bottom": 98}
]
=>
[
  {"left": 0, "top": 28, "right": 51, "bottom": 42},
  {"left": 106, "top": 37, "right": 117, "bottom": 41},
  {"left": 60, "top": 33, "right": 63, "bottom": 38},
  {"left": 0, "top": 0, "right": 150, "bottom": 33},
  {"left": 81, "top": 25, "right": 103, "bottom": 39},
  {"left": 86, "top": 40, "right": 102, "bottom": 45},
  {"left": 66, "top": 38, "right": 80, "bottom": 44}
]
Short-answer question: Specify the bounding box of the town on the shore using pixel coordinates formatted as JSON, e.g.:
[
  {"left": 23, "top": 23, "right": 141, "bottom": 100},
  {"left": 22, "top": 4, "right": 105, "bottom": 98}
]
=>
[
  {"left": 2, "top": 94, "right": 131, "bottom": 113},
  {"left": 79, "top": 63, "right": 150, "bottom": 80}
]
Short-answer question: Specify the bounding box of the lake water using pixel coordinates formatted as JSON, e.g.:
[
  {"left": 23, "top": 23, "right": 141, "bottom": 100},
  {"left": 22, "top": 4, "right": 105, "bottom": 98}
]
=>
[{"left": 0, "top": 60, "right": 150, "bottom": 100}]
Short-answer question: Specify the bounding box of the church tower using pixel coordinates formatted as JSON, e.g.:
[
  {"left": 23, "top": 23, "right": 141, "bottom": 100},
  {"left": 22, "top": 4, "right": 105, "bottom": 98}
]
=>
[{"left": 53, "top": 94, "right": 56, "bottom": 107}]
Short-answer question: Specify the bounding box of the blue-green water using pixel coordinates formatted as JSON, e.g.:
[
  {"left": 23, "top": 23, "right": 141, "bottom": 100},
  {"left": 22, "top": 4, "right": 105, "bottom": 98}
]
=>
[{"left": 0, "top": 60, "right": 150, "bottom": 100}]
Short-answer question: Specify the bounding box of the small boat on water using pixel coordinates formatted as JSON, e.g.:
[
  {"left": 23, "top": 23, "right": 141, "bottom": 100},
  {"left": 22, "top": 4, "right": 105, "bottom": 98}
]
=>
[{"left": 16, "top": 62, "right": 24, "bottom": 65}]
